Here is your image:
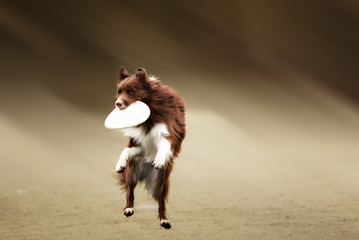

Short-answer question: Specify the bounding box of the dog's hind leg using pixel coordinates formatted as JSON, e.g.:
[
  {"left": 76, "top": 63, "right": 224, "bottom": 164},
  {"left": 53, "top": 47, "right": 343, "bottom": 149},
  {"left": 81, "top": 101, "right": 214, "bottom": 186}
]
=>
[
  {"left": 124, "top": 186, "right": 135, "bottom": 217},
  {"left": 155, "top": 164, "right": 173, "bottom": 229},
  {"left": 122, "top": 157, "right": 142, "bottom": 217},
  {"left": 158, "top": 195, "right": 171, "bottom": 229}
]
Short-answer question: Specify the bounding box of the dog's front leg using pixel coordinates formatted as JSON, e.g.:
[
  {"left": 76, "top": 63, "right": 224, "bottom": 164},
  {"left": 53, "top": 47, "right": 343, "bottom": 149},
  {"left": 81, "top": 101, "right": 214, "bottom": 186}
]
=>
[
  {"left": 153, "top": 138, "right": 172, "bottom": 169},
  {"left": 116, "top": 147, "right": 142, "bottom": 173}
]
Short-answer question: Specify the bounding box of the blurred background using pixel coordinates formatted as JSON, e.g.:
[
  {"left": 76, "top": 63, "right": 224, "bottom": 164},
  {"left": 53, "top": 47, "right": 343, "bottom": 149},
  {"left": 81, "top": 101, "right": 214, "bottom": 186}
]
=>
[{"left": 1, "top": 1, "right": 359, "bottom": 239}]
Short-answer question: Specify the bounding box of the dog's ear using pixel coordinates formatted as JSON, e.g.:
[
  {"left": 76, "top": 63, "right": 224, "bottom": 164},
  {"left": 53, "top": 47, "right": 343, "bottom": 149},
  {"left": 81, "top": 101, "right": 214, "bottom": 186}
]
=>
[
  {"left": 119, "top": 66, "right": 129, "bottom": 81},
  {"left": 135, "top": 67, "right": 147, "bottom": 81}
]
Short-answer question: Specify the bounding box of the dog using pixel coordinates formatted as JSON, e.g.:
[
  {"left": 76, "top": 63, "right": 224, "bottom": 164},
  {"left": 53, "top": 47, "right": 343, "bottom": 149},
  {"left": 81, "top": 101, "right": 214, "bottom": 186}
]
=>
[{"left": 113, "top": 66, "right": 185, "bottom": 229}]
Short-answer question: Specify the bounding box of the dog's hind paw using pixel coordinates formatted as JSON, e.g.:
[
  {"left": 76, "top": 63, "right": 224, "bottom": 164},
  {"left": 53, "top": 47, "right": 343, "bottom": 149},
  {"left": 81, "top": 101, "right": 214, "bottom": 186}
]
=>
[
  {"left": 160, "top": 219, "right": 171, "bottom": 229},
  {"left": 123, "top": 208, "right": 134, "bottom": 217}
]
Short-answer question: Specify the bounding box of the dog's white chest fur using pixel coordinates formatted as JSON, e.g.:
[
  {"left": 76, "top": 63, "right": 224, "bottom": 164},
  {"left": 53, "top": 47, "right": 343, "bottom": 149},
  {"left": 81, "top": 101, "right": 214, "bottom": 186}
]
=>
[{"left": 117, "top": 123, "right": 172, "bottom": 169}]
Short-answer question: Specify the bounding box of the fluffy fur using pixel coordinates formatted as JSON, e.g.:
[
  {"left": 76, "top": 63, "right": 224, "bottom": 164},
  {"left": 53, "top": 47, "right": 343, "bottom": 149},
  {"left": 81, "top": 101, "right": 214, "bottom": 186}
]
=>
[{"left": 113, "top": 66, "right": 185, "bottom": 229}]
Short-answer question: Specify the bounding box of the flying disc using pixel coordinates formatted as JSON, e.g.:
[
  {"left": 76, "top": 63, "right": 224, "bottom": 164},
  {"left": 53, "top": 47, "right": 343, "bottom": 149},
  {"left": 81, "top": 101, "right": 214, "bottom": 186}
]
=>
[{"left": 104, "top": 101, "right": 150, "bottom": 129}]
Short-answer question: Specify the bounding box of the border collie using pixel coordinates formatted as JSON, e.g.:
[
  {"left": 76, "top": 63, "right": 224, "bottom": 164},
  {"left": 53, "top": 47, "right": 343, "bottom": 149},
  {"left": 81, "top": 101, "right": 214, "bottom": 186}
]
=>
[{"left": 113, "top": 67, "right": 186, "bottom": 229}]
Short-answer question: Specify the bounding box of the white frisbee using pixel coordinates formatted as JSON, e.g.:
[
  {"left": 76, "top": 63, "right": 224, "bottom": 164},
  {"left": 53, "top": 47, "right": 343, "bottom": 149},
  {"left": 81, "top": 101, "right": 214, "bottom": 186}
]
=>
[{"left": 104, "top": 101, "right": 150, "bottom": 129}]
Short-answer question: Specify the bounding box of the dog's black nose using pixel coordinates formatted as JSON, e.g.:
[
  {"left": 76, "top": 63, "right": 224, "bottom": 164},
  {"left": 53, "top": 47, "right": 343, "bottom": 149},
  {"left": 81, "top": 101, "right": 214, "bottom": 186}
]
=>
[{"left": 116, "top": 102, "right": 122, "bottom": 108}]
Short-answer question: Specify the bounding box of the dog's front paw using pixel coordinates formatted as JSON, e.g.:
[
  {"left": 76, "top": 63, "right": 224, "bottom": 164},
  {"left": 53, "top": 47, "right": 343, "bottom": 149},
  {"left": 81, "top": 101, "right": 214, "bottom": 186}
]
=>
[
  {"left": 115, "top": 159, "right": 127, "bottom": 173},
  {"left": 116, "top": 166, "right": 125, "bottom": 173},
  {"left": 153, "top": 140, "right": 172, "bottom": 169},
  {"left": 160, "top": 219, "right": 171, "bottom": 229},
  {"left": 115, "top": 148, "right": 132, "bottom": 172},
  {"left": 124, "top": 208, "right": 134, "bottom": 217},
  {"left": 152, "top": 156, "right": 166, "bottom": 169}
]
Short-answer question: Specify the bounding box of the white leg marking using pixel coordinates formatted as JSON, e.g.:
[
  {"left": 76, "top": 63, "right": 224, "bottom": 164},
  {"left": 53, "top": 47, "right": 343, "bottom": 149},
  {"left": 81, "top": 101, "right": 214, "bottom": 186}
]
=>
[
  {"left": 160, "top": 219, "right": 171, "bottom": 229},
  {"left": 124, "top": 207, "right": 134, "bottom": 216},
  {"left": 153, "top": 138, "right": 172, "bottom": 168},
  {"left": 160, "top": 219, "right": 170, "bottom": 224},
  {"left": 115, "top": 147, "right": 142, "bottom": 172}
]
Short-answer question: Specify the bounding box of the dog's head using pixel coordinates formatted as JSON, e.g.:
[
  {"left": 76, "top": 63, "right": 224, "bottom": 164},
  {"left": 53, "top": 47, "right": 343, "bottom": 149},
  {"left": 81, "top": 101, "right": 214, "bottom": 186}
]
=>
[{"left": 114, "top": 66, "right": 152, "bottom": 109}]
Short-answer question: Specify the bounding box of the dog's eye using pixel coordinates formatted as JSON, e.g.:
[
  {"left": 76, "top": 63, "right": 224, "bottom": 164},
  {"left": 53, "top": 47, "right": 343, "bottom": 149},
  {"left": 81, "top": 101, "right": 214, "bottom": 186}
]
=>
[
  {"left": 118, "top": 89, "right": 122, "bottom": 94},
  {"left": 127, "top": 89, "right": 134, "bottom": 94}
]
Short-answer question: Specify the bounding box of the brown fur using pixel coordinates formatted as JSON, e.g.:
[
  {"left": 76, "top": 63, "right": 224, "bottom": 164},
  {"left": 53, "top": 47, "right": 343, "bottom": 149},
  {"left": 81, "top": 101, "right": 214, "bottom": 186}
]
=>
[{"left": 113, "top": 67, "right": 185, "bottom": 229}]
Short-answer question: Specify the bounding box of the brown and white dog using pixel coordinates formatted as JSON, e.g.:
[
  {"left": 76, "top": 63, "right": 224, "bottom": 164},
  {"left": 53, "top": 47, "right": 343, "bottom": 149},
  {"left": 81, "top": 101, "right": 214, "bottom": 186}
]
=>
[{"left": 113, "top": 66, "right": 185, "bottom": 229}]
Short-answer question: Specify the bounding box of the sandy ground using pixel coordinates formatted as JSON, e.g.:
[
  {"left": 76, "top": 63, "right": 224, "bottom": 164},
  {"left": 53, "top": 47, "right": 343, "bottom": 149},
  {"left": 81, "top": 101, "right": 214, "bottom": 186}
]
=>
[
  {"left": 1, "top": 67, "right": 359, "bottom": 240},
  {"left": 1, "top": 1, "right": 359, "bottom": 239}
]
